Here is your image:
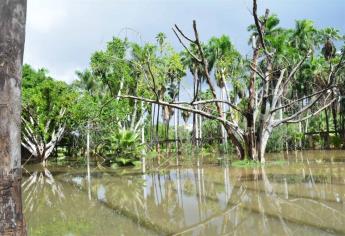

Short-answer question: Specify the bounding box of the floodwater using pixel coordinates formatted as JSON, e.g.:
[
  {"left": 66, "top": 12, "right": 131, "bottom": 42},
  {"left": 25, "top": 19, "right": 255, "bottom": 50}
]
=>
[{"left": 23, "top": 150, "right": 345, "bottom": 236}]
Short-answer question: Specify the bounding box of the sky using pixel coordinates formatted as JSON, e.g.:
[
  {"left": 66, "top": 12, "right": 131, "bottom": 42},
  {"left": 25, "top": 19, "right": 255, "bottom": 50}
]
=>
[{"left": 24, "top": 0, "right": 345, "bottom": 84}]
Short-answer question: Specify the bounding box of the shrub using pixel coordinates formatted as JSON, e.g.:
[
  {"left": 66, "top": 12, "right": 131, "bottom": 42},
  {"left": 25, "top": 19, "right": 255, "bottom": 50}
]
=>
[{"left": 331, "top": 135, "right": 342, "bottom": 148}]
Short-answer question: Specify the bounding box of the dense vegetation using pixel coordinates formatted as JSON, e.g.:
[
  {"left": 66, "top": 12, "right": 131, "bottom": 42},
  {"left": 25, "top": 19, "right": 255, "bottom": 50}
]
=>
[{"left": 21, "top": 12, "right": 345, "bottom": 166}]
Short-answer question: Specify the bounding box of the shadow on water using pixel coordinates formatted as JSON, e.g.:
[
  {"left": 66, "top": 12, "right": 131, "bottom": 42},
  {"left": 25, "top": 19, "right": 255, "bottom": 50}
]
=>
[{"left": 23, "top": 150, "right": 345, "bottom": 236}]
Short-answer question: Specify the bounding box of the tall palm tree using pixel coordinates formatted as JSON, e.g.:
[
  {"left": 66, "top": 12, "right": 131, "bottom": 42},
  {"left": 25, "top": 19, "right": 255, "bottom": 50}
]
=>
[
  {"left": 166, "top": 53, "right": 185, "bottom": 152},
  {"left": 181, "top": 46, "right": 200, "bottom": 145},
  {"left": 156, "top": 32, "right": 167, "bottom": 54},
  {"left": 319, "top": 28, "right": 341, "bottom": 136}
]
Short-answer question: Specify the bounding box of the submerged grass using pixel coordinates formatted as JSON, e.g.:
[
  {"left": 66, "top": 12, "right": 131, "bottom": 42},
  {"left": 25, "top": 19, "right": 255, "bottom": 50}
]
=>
[
  {"left": 231, "top": 159, "right": 287, "bottom": 168},
  {"left": 231, "top": 160, "right": 261, "bottom": 168}
]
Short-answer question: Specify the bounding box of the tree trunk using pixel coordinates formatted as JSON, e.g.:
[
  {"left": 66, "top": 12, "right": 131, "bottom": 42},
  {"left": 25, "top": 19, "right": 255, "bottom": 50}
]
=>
[
  {"left": 86, "top": 121, "right": 91, "bottom": 200},
  {"left": 198, "top": 81, "right": 202, "bottom": 148},
  {"left": 192, "top": 69, "right": 198, "bottom": 146},
  {"left": 325, "top": 109, "right": 330, "bottom": 149},
  {"left": 176, "top": 81, "right": 181, "bottom": 153},
  {"left": 141, "top": 103, "right": 146, "bottom": 173},
  {"left": 225, "top": 127, "right": 245, "bottom": 160},
  {"left": 156, "top": 104, "right": 160, "bottom": 152},
  {"left": 247, "top": 43, "right": 259, "bottom": 161},
  {"left": 220, "top": 88, "right": 225, "bottom": 149},
  {"left": 174, "top": 108, "right": 178, "bottom": 153},
  {"left": 332, "top": 100, "right": 338, "bottom": 136},
  {"left": 0, "top": 0, "right": 27, "bottom": 235},
  {"left": 256, "top": 129, "right": 271, "bottom": 163},
  {"left": 151, "top": 103, "right": 155, "bottom": 144},
  {"left": 198, "top": 106, "right": 202, "bottom": 147},
  {"left": 246, "top": 113, "right": 257, "bottom": 161}
]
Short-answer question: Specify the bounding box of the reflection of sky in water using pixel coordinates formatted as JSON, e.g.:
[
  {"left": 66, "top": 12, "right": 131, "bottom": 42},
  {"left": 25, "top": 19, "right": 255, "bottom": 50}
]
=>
[
  {"left": 97, "top": 185, "right": 106, "bottom": 201},
  {"left": 71, "top": 176, "right": 83, "bottom": 185}
]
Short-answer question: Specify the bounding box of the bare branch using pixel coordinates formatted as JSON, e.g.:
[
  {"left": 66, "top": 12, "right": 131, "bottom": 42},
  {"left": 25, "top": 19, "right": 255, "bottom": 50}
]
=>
[
  {"left": 190, "top": 20, "right": 221, "bottom": 111},
  {"left": 271, "top": 69, "right": 286, "bottom": 109},
  {"left": 173, "top": 99, "right": 244, "bottom": 115},
  {"left": 272, "top": 92, "right": 330, "bottom": 127},
  {"left": 249, "top": 64, "right": 266, "bottom": 81},
  {"left": 270, "top": 86, "right": 334, "bottom": 113},
  {"left": 172, "top": 27, "right": 201, "bottom": 63},
  {"left": 147, "top": 60, "right": 160, "bottom": 99},
  {"left": 253, "top": 0, "right": 271, "bottom": 59},
  {"left": 174, "top": 24, "right": 195, "bottom": 43},
  {"left": 286, "top": 98, "right": 336, "bottom": 124},
  {"left": 118, "top": 94, "right": 244, "bottom": 136},
  {"left": 329, "top": 51, "right": 345, "bottom": 84},
  {"left": 283, "top": 53, "right": 309, "bottom": 88}
]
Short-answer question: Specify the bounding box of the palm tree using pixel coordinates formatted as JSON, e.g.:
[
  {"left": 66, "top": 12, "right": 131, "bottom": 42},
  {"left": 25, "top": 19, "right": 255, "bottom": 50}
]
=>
[
  {"left": 156, "top": 32, "right": 167, "bottom": 54},
  {"left": 206, "top": 35, "right": 241, "bottom": 151},
  {"left": 247, "top": 14, "right": 283, "bottom": 46},
  {"left": 166, "top": 53, "right": 185, "bottom": 152},
  {"left": 181, "top": 45, "right": 203, "bottom": 146},
  {"left": 319, "top": 28, "right": 341, "bottom": 137},
  {"left": 320, "top": 28, "right": 340, "bottom": 61},
  {"left": 292, "top": 19, "right": 317, "bottom": 53}
]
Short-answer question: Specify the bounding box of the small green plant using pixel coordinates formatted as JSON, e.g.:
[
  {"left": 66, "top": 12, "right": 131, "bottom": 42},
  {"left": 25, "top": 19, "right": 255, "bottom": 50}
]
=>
[{"left": 101, "top": 129, "right": 144, "bottom": 166}]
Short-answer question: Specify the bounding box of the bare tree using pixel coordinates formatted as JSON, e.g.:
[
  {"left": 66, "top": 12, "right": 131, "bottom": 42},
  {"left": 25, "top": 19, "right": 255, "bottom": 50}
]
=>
[
  {"left": 0, "top": 0, "right": 27, "bottom": 235},
  {"left": 119, "top": 0, "right": 343, "bottom": 162}
]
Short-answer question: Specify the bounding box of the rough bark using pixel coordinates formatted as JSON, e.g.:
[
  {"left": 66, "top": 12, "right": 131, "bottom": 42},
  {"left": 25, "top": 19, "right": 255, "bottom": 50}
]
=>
[{"left": 0, "top": 0, "right": 27, "bottom": 235}]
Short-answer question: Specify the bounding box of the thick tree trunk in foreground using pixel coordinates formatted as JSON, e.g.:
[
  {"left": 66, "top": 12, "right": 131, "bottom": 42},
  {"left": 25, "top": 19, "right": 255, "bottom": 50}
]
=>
[{"left": 0, "top": 0, "right": 27, "bottom": 235}]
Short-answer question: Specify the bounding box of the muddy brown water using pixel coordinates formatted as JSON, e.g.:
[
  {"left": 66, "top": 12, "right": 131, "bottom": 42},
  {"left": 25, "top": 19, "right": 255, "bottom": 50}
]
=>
[{"left": 23, "top": 150, "right": 345, "bottom": 236}]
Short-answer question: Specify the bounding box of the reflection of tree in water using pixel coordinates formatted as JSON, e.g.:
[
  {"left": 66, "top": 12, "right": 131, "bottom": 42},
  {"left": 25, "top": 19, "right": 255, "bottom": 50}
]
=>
[
  {"left": 167, "top": 161, "right": 345, "bottom": 236},
  {"left": 22, "top": 162, "right": 345, "bottom": 235},
  {"left": 215, "top": 165, "right": 345, "bottom": 236},
  {"left": 92, "top": 174, "right": 146, "bottom": 213},
  {"left": 22, "top": 167, "right": 65, "bottom": 215}
]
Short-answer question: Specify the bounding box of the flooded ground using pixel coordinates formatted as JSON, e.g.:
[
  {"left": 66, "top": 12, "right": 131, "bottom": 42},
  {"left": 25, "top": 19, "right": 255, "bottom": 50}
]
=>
[{"left": 23, "top": 150, "right": 345, "bottom": 236}]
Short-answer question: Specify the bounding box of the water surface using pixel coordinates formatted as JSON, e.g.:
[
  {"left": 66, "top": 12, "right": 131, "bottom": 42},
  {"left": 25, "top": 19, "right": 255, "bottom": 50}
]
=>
[{"left": 23, "top": 150, "right": 345, "bottom": 236}]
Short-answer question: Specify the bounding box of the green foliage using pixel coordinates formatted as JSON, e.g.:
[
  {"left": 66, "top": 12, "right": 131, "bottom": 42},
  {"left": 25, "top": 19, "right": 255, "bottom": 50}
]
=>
[
  {"left": 266, "top": 125, "right": 302, "bottom": 152},
  {"left": 22, "top": 65, "right": 76, "bottom": 127}
]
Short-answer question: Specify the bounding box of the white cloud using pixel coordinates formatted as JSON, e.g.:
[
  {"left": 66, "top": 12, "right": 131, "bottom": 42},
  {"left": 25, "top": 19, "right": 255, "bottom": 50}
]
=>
[
  {"left": 56, "top": 68, "right": 79, "bottom": 84},
  {"left": 23, "top": 0, "right": 345, "bottom": 84},
  {"left": 27, "top": 0, "right": 67, "bottom": 33}
]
